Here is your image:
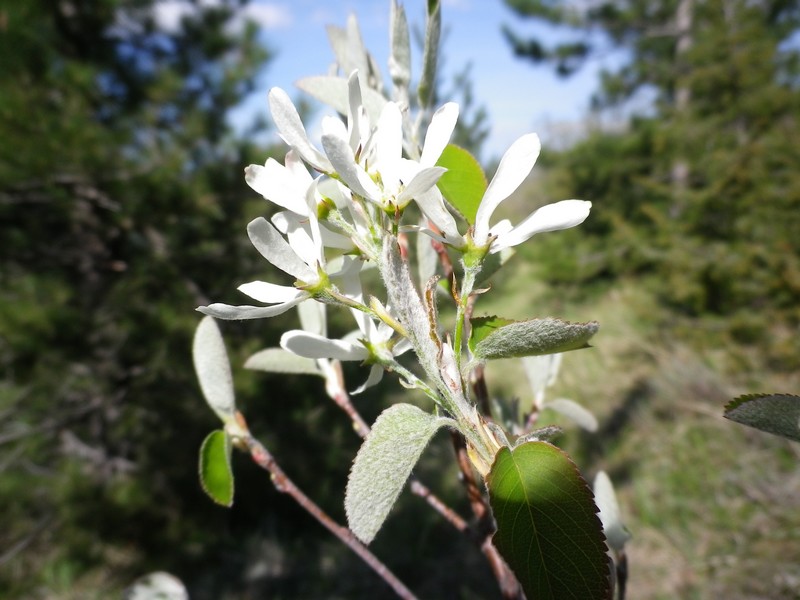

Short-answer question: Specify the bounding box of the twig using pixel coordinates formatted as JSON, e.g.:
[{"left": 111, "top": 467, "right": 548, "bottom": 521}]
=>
[
  {"left": 428, "top": 225, "right": 523, "bottom": 598},
  {"left": 245, "top": 434, "right": 419, "bottom": 600},
  {"left": 616, "top": 550, "right": 628, "bottom": 600},
  {"left": 0, "top": 515, "right": 55, "bottom": 567}
]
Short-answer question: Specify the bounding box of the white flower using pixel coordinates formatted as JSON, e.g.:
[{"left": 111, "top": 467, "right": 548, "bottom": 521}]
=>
[
  {"left": 419, "top": 133, "right": 591, "bottom": 253},
  {"left": 266, "top": 71, "right": 369, "bottom": 175},
  {"left": 198, "top": 202, "right": 362, "bottom": 321},
  {"left": 321, "top": 101, "right": 447, "bottom": 210},
  {"left": 473, "top": 133, "right": 591, "bottom": 253},
  {"left": 244, "top": 150, "right": 314, "bottom": 217},
  {"left": 269, "top": 88, "right": 333, "bottom": 173},
  {"left": 281, "top": 265, "right": 410, "bottom": 394},
  {"left": 281, "top": 313, "right": 411, "bottom": 395},
  {"left": 198, "top": 217, "right": 321, "bottom": 320}
]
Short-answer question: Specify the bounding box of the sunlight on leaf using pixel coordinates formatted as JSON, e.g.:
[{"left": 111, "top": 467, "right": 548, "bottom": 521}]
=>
[
  {"left": 724, "top": 393, "right": 800, "bottom": 442},
  {"left": 199, "top": 430, "right": 234, "bottom": 507},
  {"left": 487, "top": 441, "right": 610, "bottom": 600},
  {"left": 470, "top": 316, "right": 598, "bottom": 360},
  {"left": 435, "top": 144, "right": 487, "bottom": 224},
  {"left": 193, "top": 316, "right": 236, "bottom": 424}
]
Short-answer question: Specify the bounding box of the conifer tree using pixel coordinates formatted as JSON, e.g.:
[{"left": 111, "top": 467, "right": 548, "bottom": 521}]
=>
[{"left": 504, "top": 0, "right": 800, "bottom": 357}]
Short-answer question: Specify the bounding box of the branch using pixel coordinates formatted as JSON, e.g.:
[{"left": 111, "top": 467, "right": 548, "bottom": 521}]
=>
[
  {"left": 245, "top": 435, "right": 419, "bottom": 600},
  {"left": 428, "top": 224, "right": 523, "bottom": 598}
]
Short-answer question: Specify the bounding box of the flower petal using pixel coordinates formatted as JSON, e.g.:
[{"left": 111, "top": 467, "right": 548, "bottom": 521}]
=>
[
  {"left": 346, "top": 70, "right": 364, "bottom": 151},
  {"left": 493, "top": 199, "right": 591, "bottom": 252},
  {"left": 270, "top": 212, "right": 320, "bottom": 267},
  {"left": 247, "top": 217, "right": 316, "bottom": 281},
  {"left": 321, "top": 133, "right": 382, "bottom": 201},
  {"left": 238, "top": 281, "right": 306, "bottom": 304},
  {"left": 473, "top": 133, "right": 541, "bottom": 245},
  {"left": 281, "top": 330, "right": 369, "bottom": 361},
  {"left": 397, "top": 166, "right": 446, "bottom": 205},
  {"left": 245, "top": 159, "right": 310, "bottom": 216},
  {"left": 197, "top": 298, "right": 305, "bottom": 320},
  {"left": 269, "top": 87, "right": 332, "bottom": 172},
  {"left": 414, "top": 187, "right": 462, "bottom": 241},
  {"left": 375, "top": 102, "right": 403, "bottom": 192},
  {"left": 420, "top": 102, "right": 459, "bottom": 167},
  {"left": 351, "top": 364, "right": 384, "bottom": 395}
]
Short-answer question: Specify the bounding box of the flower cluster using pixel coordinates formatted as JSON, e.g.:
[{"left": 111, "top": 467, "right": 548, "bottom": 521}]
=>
[{"left": 198, "top": 70, "right": 590, "bottom": 396}]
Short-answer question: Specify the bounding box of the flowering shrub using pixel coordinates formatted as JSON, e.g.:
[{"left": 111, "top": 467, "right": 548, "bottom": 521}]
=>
[{"left": 191, "top": 2, "right": 629, "bottom": 598}]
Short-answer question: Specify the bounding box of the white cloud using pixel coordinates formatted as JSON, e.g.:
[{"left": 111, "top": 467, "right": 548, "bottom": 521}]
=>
[
  {"left": 151, "top": 1, "right": 292, "bottom": 34},
  {"left": 239, "top": 3, "right": 293, "bottom": 30},
  {"left": 152, "top": 1, "right": 194, "bottom": 33}
]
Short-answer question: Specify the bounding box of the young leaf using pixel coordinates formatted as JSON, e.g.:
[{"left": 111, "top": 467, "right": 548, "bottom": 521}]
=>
[
  {"left": 193, "top": 316, "right": 236, "bottom": 424},
  {"left": 593, "top": 471, "right": 631, "bottom": 553},
  {"left": 199, "top": 430, "right": 234, "bottom": 507},
  {"left": 543, "top": 398, "right": 599, "bottom": 432},
  {"left": 389, "top": 0, "right": 411, "bottom": 92},
  {"left": 522, "top": 353, "right": 563, "bottom": 406},
  {"left": 418, "top": 0, "right": 441, "bottom": 108},
  {"left": 470, "top": 316, "right": 599, "bottom": 360},
  {"left": 296, "top": 76, "right": 387, "bottom": 124},
  {"left": 435, "top": 144, "right": 487, "bottom": 224},
  {"left": 487, "top": 442, "right": 611, "bottom": 600},
  {"left": 244, "top": 347, "right": 322, "bottom": 376},
  {"left": 724, "top": 393, "right": 800, "bottom": 442},
  {"left": 345, "top": 403, "right": 452, "bottom": 544}
]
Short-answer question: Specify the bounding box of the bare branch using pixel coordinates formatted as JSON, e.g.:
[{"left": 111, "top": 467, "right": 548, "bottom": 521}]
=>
[{"left": 245, "top": 435, "right": 419, "bottom": 600}]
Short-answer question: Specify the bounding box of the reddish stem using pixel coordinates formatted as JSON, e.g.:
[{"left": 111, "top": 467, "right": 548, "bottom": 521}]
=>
[{"left": 245, "top": 435, "right": 419, "bottom": 600}]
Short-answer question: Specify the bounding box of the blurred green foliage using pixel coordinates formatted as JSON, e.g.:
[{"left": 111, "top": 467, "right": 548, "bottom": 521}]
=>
[
  {"left": 0, "top": 2, "right": 501, "bottom": 597},
  {"left": 506, "top": 0, "right": 800, "bottom": 366},
  {"left": 0, "top": 0, "right": 304, "bottom": 596},
  {"left": 3, "top": 0, "right": 799, "bottom": 597}
]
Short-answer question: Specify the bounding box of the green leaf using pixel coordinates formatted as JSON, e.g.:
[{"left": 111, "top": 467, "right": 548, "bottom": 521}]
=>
[
  {"left": 724, "top": 393, "right": 800, "bottom": 442},
  {"left": 193, "top": 316, "right": 236, "bottom": 423},
  {"left": 244, "top": 347, "right": 322, "bottom": 376},
  {"left": 198, "top": 430, "right": 234, "bottom": 507},
  {"left": 345, "top": 404, "right": 452, "bottom": 543},
  {"left": 487, "top": 442, "right": 611, "bottom": 600},
  {"left": 435, "top": 144, "right": 487, "bottom": 224},
  {"left": 470, "top": 316, "right": 598, "bottom": 360}
]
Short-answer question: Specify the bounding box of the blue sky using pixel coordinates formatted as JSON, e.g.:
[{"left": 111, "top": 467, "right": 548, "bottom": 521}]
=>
[{"left": 227, "top": 0, "right": 608, "bottom": 158}]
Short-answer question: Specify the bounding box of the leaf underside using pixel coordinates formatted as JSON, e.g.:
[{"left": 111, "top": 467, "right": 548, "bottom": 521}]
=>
[
  {"left": 244, "top": 347, "right": 322, "bottom": 376},
  {"left": 724, "top": 393, "right": 800, "bottom": 442},
  {"left": 296, "top": 76, "right": 387, "bottom": 124},
  {"left": 487, "top": 441, "right": 611, "bottom": 600},
  {"left": 199, "top": 430, "right": 234, "bottom": 507},
  {"left": 345, "top": 403, "right": 450, "bottom": 544},
  {"left": 193, "top": 316, "right": 236, "bottom": 423},
  {"left": 470, "top": 316, "right": 599, "bottom": 360}
]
